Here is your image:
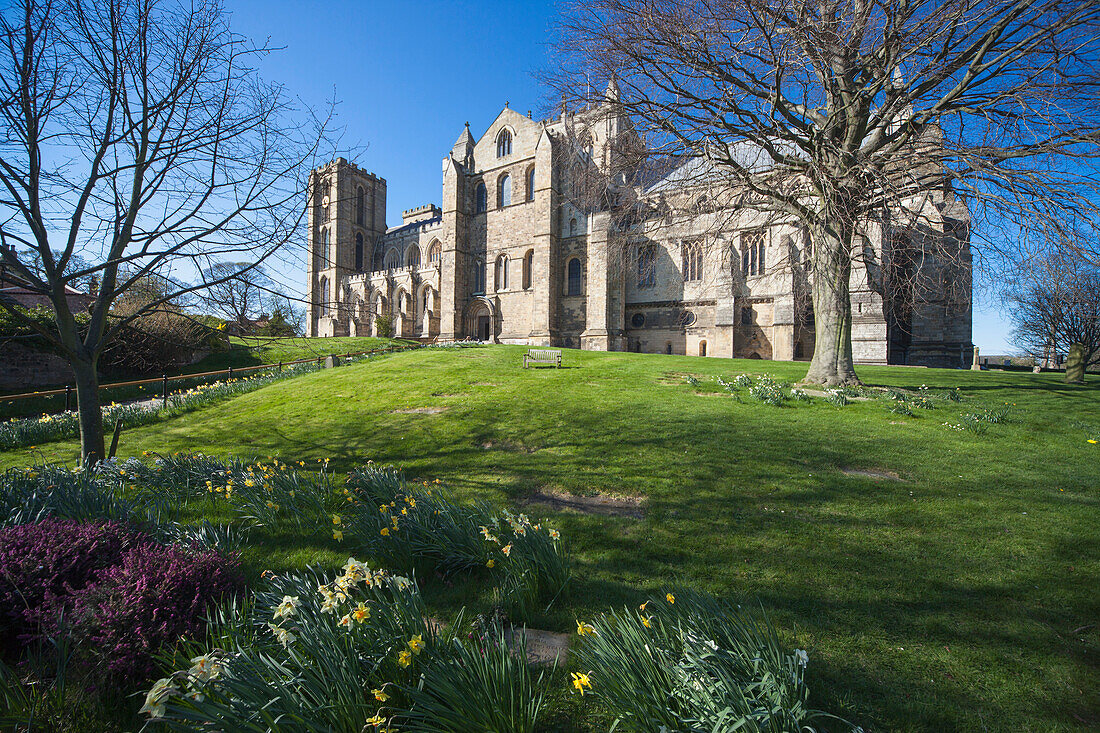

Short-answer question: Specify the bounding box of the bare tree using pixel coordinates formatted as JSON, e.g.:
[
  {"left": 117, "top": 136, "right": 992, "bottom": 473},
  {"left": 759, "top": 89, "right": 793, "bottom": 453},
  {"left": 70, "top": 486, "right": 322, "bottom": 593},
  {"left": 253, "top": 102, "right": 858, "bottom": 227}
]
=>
[
  {"left": 200, "top": 261, "right": 276, "bottom": 330},
  {"left": 0, "top": 0, "right": 330, "bottom": 461},
  {"left": 1006, "top": 248, "right": 1100, "bottom": 369},
  {"left": 550, "top": 0, "right": 1100, "bottom": 384}
]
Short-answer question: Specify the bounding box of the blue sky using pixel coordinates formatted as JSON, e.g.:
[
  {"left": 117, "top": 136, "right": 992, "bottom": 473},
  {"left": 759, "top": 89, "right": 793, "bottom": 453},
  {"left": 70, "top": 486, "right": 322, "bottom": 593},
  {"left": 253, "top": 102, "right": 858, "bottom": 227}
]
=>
[{"left": 230, "top": 0, "right": 1014, "bottom": 352}]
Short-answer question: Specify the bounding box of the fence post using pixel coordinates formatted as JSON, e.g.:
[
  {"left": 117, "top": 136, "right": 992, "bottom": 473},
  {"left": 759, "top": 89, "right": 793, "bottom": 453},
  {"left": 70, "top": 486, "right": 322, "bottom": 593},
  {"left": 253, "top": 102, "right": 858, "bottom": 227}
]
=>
[
  {"left": 162, "top": 374, "right": 169, "bottom": 408},
  {"left": 228, "top": 366, "right": 233, "bottom": 380},
  {"left": 278, "top": 361, "right": 283, "bottom": 372},
  {"left": 65, "top": 384, "right": 72, "bottom": 412}
]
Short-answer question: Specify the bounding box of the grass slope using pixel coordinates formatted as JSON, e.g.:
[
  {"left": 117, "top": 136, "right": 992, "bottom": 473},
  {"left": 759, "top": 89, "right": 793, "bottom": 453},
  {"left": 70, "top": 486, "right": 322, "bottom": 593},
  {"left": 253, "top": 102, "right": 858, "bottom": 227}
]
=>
[{"left": 4, "top": 346, "right": 1097, "bottom": 731}]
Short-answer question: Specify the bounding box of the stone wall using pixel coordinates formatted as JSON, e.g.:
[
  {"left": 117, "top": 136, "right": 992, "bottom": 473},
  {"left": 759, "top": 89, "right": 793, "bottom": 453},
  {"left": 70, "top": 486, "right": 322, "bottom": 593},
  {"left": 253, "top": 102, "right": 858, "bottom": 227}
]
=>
[{"left": 0, "top": 343, "right": 73, "bottom": 390}]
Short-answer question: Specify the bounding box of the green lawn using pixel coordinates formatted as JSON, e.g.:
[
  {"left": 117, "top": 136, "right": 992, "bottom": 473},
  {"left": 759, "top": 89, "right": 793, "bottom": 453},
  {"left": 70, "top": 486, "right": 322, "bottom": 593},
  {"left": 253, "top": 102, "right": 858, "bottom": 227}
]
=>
[{"left": 4, "top": 345, "right": 1098, "bottom": 731}]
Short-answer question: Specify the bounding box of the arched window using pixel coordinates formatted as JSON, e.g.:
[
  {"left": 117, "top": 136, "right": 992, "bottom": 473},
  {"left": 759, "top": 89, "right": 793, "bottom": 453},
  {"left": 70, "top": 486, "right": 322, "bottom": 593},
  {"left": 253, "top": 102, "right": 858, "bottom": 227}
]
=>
[
  {"left": 682, "top": 240, "right": 702, "bottom": 282},
  {"left": 569, "top": 218, "right": 577, "bottom": 237},
  {"left": 495, "top": 255, "right": 508, "bottom": 291},
  {"left": 320, "top": 228, "right": 330, "bottom": 268},
  {"left": 496, "top": 128, "right": 512, "bottom": 157},
  {"left": 475, "top": 182, "right": 487, "bottom": 213},
  {"left": 428, "top": 241, "right": 442, "bottom": 265},
  {"left": 522, "top": 249, "right": 533, "bottom": 290},
  {"left": 473, "top": 258, "right": 486, "bottom": 293},
  {"left": 526, "top": 166, "right": 535, "bottom": 202},
  {"left": 740, "top": 229, "right": 765, "bottom": 277},
  {"left": 637, "top": 245, "right": 656, "bottom": 288},
  {"left": 498, "top": 174, "right": 511, "bottom": 208},
  {"left": 567, "top": 257, "right": 582, "bottom": 296},
  {"left": 356, "top": 186, "right": 365, "bottom": 225},
  {"left": 699, "top": 340, "right": 707, "bottom": 357},
  {"left": 384, "top": 248, "right": 400, "bottom": 270},
  {"left": 407, "top": 245, "right": 421, "bottom": 269},
  {"left": 355, "top": 233, "right": 364, "bottom": 272},
  {"left": 319, "top": 276, "right": 329, "bottom": 315}
]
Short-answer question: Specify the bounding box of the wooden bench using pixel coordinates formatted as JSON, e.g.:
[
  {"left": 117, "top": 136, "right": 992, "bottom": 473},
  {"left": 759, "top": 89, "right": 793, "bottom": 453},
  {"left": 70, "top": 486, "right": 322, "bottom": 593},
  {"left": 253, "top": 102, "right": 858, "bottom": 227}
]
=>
[{"left": 523, "top": 349, "right": 562, "bottom": 369}]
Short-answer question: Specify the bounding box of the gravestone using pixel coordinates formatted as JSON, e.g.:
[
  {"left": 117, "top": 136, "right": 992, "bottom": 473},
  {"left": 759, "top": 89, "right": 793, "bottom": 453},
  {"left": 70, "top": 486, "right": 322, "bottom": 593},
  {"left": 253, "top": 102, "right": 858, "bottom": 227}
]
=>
[
  {"left": 971, "top": 345, "right": 981, "bottom": 371},
  {"left": 1064, "top": 343, "right": 1086, "bottom": 384},
  {"left": 324, "top": 355, "right": 341, "bottom": 369}
]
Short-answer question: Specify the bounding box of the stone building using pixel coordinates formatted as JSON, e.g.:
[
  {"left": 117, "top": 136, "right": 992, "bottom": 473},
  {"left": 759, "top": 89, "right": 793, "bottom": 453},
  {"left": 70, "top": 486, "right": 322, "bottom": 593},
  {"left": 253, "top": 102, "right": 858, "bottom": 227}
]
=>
[{"left": 306, "top": 83, "right": 972, "bottom": 366}]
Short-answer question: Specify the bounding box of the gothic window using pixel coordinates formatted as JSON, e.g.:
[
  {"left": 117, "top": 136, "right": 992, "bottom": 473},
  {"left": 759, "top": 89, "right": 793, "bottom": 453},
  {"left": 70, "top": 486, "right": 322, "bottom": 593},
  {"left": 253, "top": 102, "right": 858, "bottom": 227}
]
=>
[
  {"left": 321, "top": 228, "right": 330, "bottom": 268},
  {"left": 356, "top": 186, "right": 365, "bottom": 226},
  {"left": 473, "top": 258, "right": 486, "bottom": 293},
  {"left": 355, "top": 233, "right": 364, "bottom": 272},
  {"left": 497, "top": 128, "right": 512, "bottom": 157},
  {"left": 407, "top": 245, "right": 421, "bottom": 269},
  {"left": 384, "top": 248, "right": 400, "bottom": 270},
  {"left": 428, "top": 241, "right": 442, "bottom": 265},
  {"left": 699, "top": 340, "right": 707, "bottom": 356},
  {"left": 682, "top": 240, "right": 702, "bottom": 282},
  {"left": 319, "top": 276, "right": 329, "bottom": 316},
  {"left": 522, "top": 249, "right": 533, "bottom": 290},
  {"left": 740, "top": 229, "right": 765, "bottom": 277},
  {"left": 637, "top": 244, "right": 657, "bottom": 288},
  {"left": 498, "top": 174, "right": 512, "bottom": 208},
  {"left": 526, "top": 166, "right": 535, "bottom": 201},
  {"left": 567, "top": 257, "right": 582, "bottom": 296},
  {"left": 569, "top": 217, "right": 577, "bottom": 236},
  {"left": 495, "top": 254, "right": 508, "bottom": 291},
  {"left": 475, "top": 182, "right": 487, "bottom": 213}
]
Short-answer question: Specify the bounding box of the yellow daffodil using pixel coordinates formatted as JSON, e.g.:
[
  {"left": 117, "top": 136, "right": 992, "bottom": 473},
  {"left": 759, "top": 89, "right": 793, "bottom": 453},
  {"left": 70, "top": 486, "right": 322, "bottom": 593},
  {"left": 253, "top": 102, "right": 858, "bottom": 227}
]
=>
[
  {"left": 333, "top": 530, "right": 343, "bottom": 541},
  {"left": 352, "top": 602, "right": 371, "bottom": 623},
  {"left": 408, "top": 634, "right": 424, "bottom": 655},
  {"left": 372, "top": 688, "right": 389, "bottom": 702},
  {"left": 401, "top": 507, "right": 408, "bottom": 515},
  {"left": 333, "top": 514, "right": 342, "bottom": 524},
  {"left": 380, "top": 527, "right": 390, "bottom": 536},
  {"left": 501, "top": 543, "right": 512, "bottom": 556},
  {"left": 407, "top": 498, "right": 416, "bottom": 508},
  {"left": 576, "top": 621, "right": 596, "bottom": 637},
  {"left": 397, "top": 649, "right": 413, "bottom": 668},
  {"left": 1089, "top": 439, "right": 1098, "bottom": 444},
  {"left": 666, "top": 593, "right": 676, "bottom": 604},
  {"left": 571, "top": 672, "right": 592, "bottom": 695},
  {"left": 486, "top": 559, "right": 495, "bottom": 568},
  {"left": 641, "top": 615, "right": 653, "bottom": 629},
  {"left": 639, "top": 600, "right": 649, "bottom": 611},
  {"left": 366, "top": 713, "right": 385, "bottom": 726}
]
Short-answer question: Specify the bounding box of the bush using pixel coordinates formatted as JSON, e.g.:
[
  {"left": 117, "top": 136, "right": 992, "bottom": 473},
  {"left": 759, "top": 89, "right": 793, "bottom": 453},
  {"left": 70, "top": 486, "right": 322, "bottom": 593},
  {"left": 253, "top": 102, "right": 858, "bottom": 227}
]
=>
[
  {"left": 572, "top": 590, "right": 859, "bottom": 732},
  {"left": 57, "top": 541, "right": 241, "bottom": 682},
  {"left": 0, "top": 519, "right": 139, "bottom": 653}
]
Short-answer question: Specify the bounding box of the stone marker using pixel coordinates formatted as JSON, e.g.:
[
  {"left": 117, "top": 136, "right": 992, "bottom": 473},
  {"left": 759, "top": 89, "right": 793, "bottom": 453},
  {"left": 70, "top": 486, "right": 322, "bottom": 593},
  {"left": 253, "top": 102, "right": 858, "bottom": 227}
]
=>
[
  {"left": 1065, "top": 343, "right": 1086, "bottom": 384},
  {"left": 324, "top": 355, "right": 341, "bottom": 369},
  {"left": 971, "top": 345, "right": 981, "bottom": 371}
]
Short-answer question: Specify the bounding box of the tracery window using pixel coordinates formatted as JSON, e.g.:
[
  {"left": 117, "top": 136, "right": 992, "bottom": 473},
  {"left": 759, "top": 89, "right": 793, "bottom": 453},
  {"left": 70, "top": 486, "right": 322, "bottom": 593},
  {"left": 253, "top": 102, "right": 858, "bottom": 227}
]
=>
[
  {"left": 498, "top": 174, "right": 511, "bottom": 208},
  {"left": 495, "top": 254, "right": 509, "bottom": 291},
  {"left": 428, "top": 241, "right": 442, "bottom": 265},
  {"left": 497, "top": 128, "right": 512, "bottom": 157},
  {"left": 407, "top": 245, "right": 421, "bottom": 269},
  {"left": 682, "top": 240, "right": 702, "bottom": 282},
  {"left": 319, "top": 276, "right": 329, "bottom": 315},
  {"left": 526, "top": 166, "right": 535, "bottom": 201},
  {"left": 475, "top": 182, "right": 487, "bottom": 213},
  {"left": 522, "top": 249, "right": 533, "bottom": 290},
  {"left": 741, "top": 229, "right": 766, "bottom": 277}
]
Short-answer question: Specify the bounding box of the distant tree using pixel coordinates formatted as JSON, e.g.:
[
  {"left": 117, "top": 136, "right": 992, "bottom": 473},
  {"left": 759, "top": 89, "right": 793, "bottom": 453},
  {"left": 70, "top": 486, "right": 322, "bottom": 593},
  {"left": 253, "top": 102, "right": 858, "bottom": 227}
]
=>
[
  {"left": 1006, "top": 251, "right": 1100, "bottom": 370},
  {"left": 199, "top": 262, "right": 276, "bottom": 331},
  {"left": 0, "top": 0, "right": 330, "bottom": 461},
  {"left": 551, "top": 0, "right": 1100, "bottom": 384}
]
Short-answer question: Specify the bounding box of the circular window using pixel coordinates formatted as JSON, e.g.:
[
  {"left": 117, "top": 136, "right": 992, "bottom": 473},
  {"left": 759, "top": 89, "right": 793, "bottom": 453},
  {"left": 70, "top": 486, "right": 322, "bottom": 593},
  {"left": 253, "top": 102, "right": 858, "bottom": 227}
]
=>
[
  {"left": 630, "top": 313, "right": 645, "bottom": 328},
  {"left": 678, "top": 310, "right": 697, "bottom": 327}
]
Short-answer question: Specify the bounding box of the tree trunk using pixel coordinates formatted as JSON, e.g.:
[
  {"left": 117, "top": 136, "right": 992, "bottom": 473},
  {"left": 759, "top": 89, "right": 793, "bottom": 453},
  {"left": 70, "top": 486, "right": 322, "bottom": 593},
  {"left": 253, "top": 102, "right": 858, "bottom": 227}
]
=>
[
  {"left": 804, "top": 227, "right": 860, "bottom": 386},
  {"left": 71, "top": 357, "right": 105, "bottom": 464}
]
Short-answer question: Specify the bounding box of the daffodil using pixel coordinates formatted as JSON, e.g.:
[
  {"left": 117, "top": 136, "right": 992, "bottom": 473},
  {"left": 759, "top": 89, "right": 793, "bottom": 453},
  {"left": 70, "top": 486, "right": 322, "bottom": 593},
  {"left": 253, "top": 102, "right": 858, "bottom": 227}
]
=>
[
  {"left": 397, "top": 649, "right": 413, "bottom": 667},
  {"left": 571, "top": 672, "right": 592, "bottom": 695},
  {"left": 576, "top": 620, "right": 596, "bottom": 637},
  {"left": 333, "top": 514, "right": 342, "bottom": 524},
  {"left": 353, "top": 602, "right": 371, "bottom": 623},
  {"left": 139, "top": 677, "right": 178, "bottom": 718},
  {"left": 366, "top": 713, "right": 386, "bottom": 726},
  {"left": 639, "top": 600, "right": 649, "bottom": 611},
  {"left": 666, "top": 593, "right": 676, "bottom": 604},
  {"left": 501, "top": 543, "right": 512, "bottom": 556},
  {"left": 549, "top": 528, "right": 560, "bottom": 540},
  {"left": 486, "top": 559, "right": 495, "bottom": 568},
  {"left": 333, "top": 530, "right": 343, "bottom": 541},
  {"left": 273, "top": 595, "right": 300, "bottom": 620},
  {"left": 380, "top": 527, "right": 390, "bottom": 537},
  {"left": 641, "top": 615, "right": 653, "bottom": 629},
  {"left": 408, "top": 634, "right": 424, "bottom": 654},
  {"left": 267, "top": 623, "right": 295, "bottom": 647},
  {"left": 372, "top": 687, "right": 389, "bottom": 702}
]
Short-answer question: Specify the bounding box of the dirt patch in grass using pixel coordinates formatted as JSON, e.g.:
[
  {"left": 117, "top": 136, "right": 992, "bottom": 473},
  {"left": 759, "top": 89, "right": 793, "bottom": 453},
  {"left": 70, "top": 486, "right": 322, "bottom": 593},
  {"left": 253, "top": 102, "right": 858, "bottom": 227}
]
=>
[
  {"left": 526, "top": 488, "right": 644, "bottom": 518},
  {"left": 658, "top": 372, "right": 705, "bottom": 385},
  {"left": 478, "top": 440, "right": 539, "bottom": 453},
  {"left": 431, "top": 392, "right": 464, "bottom": 398},
  {"left": 391, "top": 406, "right": 449, "bottom": 415},
  {"left": 839, "top": 466, "right": 902, "bottom": 481},
  {"left": 469, "top": 381, "right": 498, "bottom": 387},
  {"left": 801, "top": 389, "right": 875, "bottom": 402}
]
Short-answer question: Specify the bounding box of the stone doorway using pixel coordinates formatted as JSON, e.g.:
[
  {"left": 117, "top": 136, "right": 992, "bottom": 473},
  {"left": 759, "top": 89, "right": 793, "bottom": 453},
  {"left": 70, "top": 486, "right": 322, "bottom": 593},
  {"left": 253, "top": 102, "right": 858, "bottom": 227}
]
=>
[{"left": 477, "top": 315, "right": 490, "bottom": 341}]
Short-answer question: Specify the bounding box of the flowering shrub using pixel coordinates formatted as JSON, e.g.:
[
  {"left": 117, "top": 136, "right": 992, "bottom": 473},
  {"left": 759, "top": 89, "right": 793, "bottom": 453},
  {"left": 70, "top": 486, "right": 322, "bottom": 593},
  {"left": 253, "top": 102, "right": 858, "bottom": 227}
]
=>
[
  {"left": 825, "top": 389, "right": 850, "bottom": 406},
  {"left": 572, "top": 590, "right": 860, "bottom": 732},
  {"left": 345, "top": 463, "right": 570, "bottom": 617},
  {"left": 0, "top": 519, "right": 139, "bottom": 652},
  {"left": 790, "top": 388, "right": 812, "bottom": 402},
  {"left": 58, "top": 541, "right": 241, "bottom": 681},
  {"left": 749, "top": 380, "right": 786, "bottom": 406}
]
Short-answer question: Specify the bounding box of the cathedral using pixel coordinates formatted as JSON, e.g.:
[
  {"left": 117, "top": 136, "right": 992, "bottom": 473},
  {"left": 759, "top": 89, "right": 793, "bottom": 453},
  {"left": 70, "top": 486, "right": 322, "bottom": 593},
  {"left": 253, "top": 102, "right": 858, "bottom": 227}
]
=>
[{"left": 306, "top": 83, "right": 972, "bottom": 367}]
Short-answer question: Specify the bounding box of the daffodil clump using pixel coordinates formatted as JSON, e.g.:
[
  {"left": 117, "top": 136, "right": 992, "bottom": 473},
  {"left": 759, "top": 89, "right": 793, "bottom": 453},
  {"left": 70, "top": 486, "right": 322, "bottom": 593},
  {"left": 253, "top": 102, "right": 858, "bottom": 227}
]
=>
[
  {"left": 572, "top": 590, "right": 860, "bottom": 733},
  {"left": 344, "top": 463, "right": 570, "bottom": 618}
]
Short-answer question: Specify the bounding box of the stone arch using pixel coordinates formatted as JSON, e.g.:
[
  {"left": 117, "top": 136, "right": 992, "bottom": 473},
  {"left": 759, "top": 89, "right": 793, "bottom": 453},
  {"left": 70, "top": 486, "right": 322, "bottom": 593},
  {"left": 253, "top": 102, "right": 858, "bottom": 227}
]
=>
[
  {"left": 406, "top": 244, "right": 421, "bottom": 269},
  {"left": 393, "top": 287, "right": 411, "bottom": 337},
  {"left": 498, "top": 172, "right": 512, "bottom": 208},
  {"left": 463, "top": 296, "right": 498, "bottom": 342},
  {"left": 496, "top": 127, "right": 513, "bottom": 157},
  {"left": 417, "top": 281, "right": 439, "bottom": 337},
  {"left": 428, "top": 239, "right": 442, "bottom": 265},
  {"left": 495, "top": 253, "right": 509, "bottom": 291},
  {"left": 384, "top": 248, "right": 401, "bottom": 270}
]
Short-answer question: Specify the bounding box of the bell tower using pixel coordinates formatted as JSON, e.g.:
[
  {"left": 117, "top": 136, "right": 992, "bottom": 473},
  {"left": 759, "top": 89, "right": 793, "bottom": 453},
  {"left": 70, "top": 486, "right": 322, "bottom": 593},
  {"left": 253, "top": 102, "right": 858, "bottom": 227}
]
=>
[{"left": 307, "top": 159, "right": 387, "bottom": 336}]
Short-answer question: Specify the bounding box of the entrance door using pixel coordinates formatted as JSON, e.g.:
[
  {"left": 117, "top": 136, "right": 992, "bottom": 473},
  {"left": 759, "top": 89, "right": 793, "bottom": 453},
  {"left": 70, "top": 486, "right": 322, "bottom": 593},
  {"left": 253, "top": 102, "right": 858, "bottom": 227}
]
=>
[{"left": 477, "top": 315, "right": 490, "bottom": 341}]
